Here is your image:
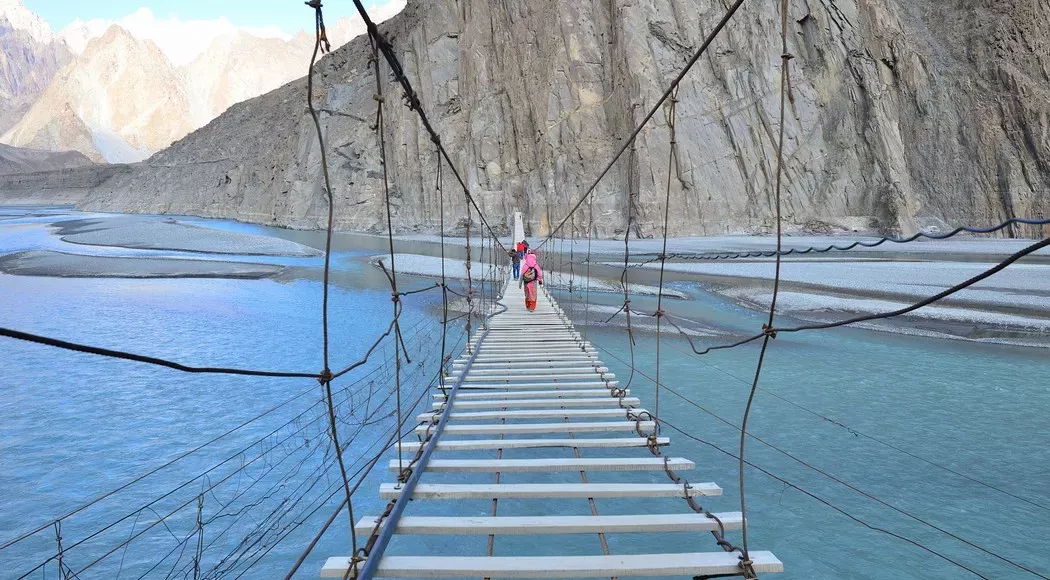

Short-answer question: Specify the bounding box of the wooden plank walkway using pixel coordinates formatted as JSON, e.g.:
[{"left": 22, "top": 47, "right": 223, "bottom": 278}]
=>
[{"left": 323, "top": 278, "right": 783, "bottom": 578}]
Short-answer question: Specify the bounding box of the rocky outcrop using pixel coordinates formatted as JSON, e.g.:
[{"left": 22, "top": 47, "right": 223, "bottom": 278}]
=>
[
  {"left": 0, "top": 14, "right": 71, "bottom": 135},
  {"left": 2, "top": 25, "right": 194, "bottom": 163},
  {"left": 2, "top": 9, "right": 317, "bottom": 163},
  {"left": 0, "top": 143, "right": 92, "bottom": 175},
  {"left": 0, "top": 163, "right": 130, "bottom": 204},
  {"left": 41, "top": 1, "right": 1050, "bottom": 236}
]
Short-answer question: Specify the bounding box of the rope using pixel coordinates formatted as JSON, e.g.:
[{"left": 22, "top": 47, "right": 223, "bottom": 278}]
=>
[
  {"left": 371, "top": 33, "right": 408, "bottom": 511},
  {"left": 304, "top": 1, "right": 360, "bottom": 568},
  {"left": 4, "top": 320, "right": 438, "bottom": 571},
  {"left": 662, "top": 420, "right": 994, "bottom": 580},
  {"left": 652, "top": 86, "right": 679, "bottom": 424},
  {"left": 615, "top": 144, "right": 638, "bottom": 392},
  {"left": 659, "top": 337, "right": 1050, "bottom": 512},
  {"left": 594, "top": 341, "right": 1046, "bottom": 579},
  {"left": 281, "top": 378, "right": 438, "bottom": 580},
  {"left": 650, "top": 235, "right": 1050, "bottom": 360},
  {"left": 0, "top": 327, "right": 320, "bottom": 378},
  {"left": 632, "top": 216, "right": 1050, "bottom": 262},
  {"left": 437, "top": 146, "right": 450, "bottom": 396},
  {"left": 736, "top": 5, "right": 791, "bottom": 575},
  {"left": 348, "top": 0, "right": 509, "bottom": 253}
]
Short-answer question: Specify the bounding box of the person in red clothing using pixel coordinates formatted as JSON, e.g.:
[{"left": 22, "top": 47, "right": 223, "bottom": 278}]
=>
[{"left": 518, "top": 251, "right": 543, "bottom": 311}]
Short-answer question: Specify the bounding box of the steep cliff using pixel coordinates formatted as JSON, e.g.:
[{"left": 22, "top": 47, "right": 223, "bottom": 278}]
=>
[
  {"left": 0, "top": 14, "right": 71, "bottom": 135},
  {"left": 77, "top": 0, "right": 1050, "bottom": 237}
]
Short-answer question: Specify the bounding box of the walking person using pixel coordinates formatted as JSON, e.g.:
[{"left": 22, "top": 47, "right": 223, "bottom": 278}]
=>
[
  {"left": 519, "top": 251, "right": 543, "bottom": 311},
  {"left": 509, "top": 247, "right": 521, "bottom": 280}
]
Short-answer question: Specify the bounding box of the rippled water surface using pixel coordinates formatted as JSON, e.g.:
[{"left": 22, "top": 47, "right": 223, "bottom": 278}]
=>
[{"left": 1, "top": 208, "right": 1047, "bottom": 579}]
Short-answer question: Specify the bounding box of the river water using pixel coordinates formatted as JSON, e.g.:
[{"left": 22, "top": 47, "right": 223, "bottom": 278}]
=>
[{"left": 0, "top": 207, "right": 1047, "bottom": 579}]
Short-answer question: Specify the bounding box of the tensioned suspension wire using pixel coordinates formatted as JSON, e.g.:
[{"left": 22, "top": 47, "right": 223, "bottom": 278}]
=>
[
  {"left": 591, "top": 342, "right": 1041, "bottom": 579},
  {"left": 657, "top": 235, "right": 1050, "bottom": 358},
  {"left": 349, "top": 0, "right": 509, "bottom": 254},
  {"left": 304, "top": 0, "right": 361, "bottom": 569},
  {"left": 0, "top": 327, "right": 320, "bottom": 378},
  {"left": 658, "top": 336, "right": 1050, "bottom": 513},
  {"left": 282, "top": 332, "right": 468, "bottom": 579},
  {"left": 214, "top": 325, "right": 457, "bottom": 578},
  {"left": 369, "top": 31, "right": 409, "bottom": 494},
  {"left": 630, "top": 216, "right": 1050, "bottom": 262},
  {"left": 538, "top": 0, "right": 747, "bottom": 249},
  {"left": 464, "top": 188, "right": 474, "bottom": 344},
  {"left": 736, "top": 1, "right": 791, "bottom": 572},
  {"left": 607, "top": 144, "right": 639, "bottom": 393},
  {"left": 53, "top": 403, "right": 345, "bottom": 579},
  {"left": 223, "top": 367, "right": 444, "bottom": 580},
  {"left": 661, "top": 420, "right": 993, "bottom": 579},
  {"left": 20, "top": 301, "right": 441, "bottom": 576},
  {"left": 583, "top": 187, "right": 595, "bottom": 331},
  {"left": 437, "top": 146, "right": 450, "bottom": 396},
  {"left": 3, "top": 323, "right": 435, "bottom": 574},
  {"left": 651, "top": 85, "right": 679, "bottom": 424}
]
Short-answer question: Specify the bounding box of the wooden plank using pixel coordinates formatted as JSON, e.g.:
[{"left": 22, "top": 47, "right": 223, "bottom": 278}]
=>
[
  {"left": 454, "top": 360, "right": 600, "bottom": 369},
  {"left": 352, "top": 512, "right": 743, "bottom": 535},
  {"left": 433, "top": 397, "right": 637, "bottom": 409},
  {"left": 419, "top": 407, "right": 635, "bottom": 421},
  {"left": 398, "top": 437, "right": 670, "bottom": 452},
  {"left": 414, "top": 421, "right": 654, "bottom": 435},
  {"left": 379, "top": 482, "right": 721, "bottom": 500},
  {"left": 435, "top": 388, "right": 627, "bottom": 400},
  {"left": 467, "top": 356, "right": 599, "bottom": 364},
  {"left": 461, "top": 348, "right": 600, "bottom": 357},
  {"left": 476, "top": 346, "right": 595, "bottom": 353},
  {"left": 388, "top": 457, "right": 694, "bottom": 473},
  {"left": 322, "top": 551, "right": 781, "bottom": 577},
  {"left": 481, "top": 342, "right": 585, "bottom": 348},
  {"left": 483, "top": 338, "right": 583, "bottom": 344},
  {"left": 458, "top": 381, "right": 616, "bottom": 390},
  {"left": 451, "top": 367, "right": 610, "bottom": 376},
  {"left": 461, "top": 373, "right": 614, "bottom": 383}
]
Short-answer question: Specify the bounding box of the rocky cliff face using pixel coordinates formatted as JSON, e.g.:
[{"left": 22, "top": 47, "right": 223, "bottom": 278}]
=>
[
  {"left": 1, "top": 9, "right": 317, "bottom": 164},
  {"left": 2, "top": 25, "right": 194, "bottom": 163},
  {"left": 74, "top": 0, "right": 1050, "bottom": 237},
  {"left": 0, "top": 15, "right": 70, "bottom": 135}
]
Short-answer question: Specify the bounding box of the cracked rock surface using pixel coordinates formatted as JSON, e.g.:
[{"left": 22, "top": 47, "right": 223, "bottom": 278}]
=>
[{"left": 19, "top": 0, "right": 1049, "bottom": 238}]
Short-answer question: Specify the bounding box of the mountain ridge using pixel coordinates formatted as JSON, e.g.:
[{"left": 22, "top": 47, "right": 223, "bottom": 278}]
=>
[
  {"left": 0, "top": 14, "right": 70, "bottom": 135},
  {"left": 76, "top": 0, "right": 1050, "bottom": 237},
  {"left": 4, "top": 0, "right": 1049, "bottom": 239},
  {"left": 0, "top": 1, "right": 329, "bottom": 162},
  {"left": 0, "top": 142, "right": 93, "bottom": 175}
]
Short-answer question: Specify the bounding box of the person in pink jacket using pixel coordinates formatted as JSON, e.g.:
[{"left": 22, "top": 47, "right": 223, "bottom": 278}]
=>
[{"left": 518, "top": 251, "right": 543, "bottom": 311}]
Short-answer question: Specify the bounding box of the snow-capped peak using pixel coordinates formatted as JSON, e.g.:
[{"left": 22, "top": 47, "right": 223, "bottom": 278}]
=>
[
  {"left": 59, "top": 7, "right": 290, "bottom": 67},
  {"left": 0, "top": 0, "right": 55, "bottom": 44}
]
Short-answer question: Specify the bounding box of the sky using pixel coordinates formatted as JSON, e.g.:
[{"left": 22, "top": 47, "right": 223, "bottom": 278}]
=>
[{"left": 21, "top": 0, "right": 390, "bottom": 36}]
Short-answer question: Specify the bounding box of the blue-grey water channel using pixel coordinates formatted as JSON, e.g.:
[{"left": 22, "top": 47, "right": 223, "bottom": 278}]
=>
[{"left": 0, "top": 207, "right": 1047, "bottom": 579}]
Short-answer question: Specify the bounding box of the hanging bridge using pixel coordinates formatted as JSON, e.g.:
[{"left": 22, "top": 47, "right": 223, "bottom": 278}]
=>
[
  {"left": 2, "top": 0, "right": 1048, "bottom": 578},
  {"left": 317, "top": 213, "right": 781, "bottom": 579},
  {"left": 322, "top": 277, "right": 783, "bottom": 578}
]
